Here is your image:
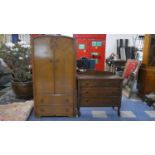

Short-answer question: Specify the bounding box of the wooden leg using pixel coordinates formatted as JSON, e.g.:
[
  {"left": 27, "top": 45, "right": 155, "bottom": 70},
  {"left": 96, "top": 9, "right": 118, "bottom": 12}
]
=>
[
  {"left": 117, "top": 107, "right": 121, "bottom": 116},
  {"left": 71, "top": 110, "right": 77, "bottom": 117},
  {"left": 77, "top": 105, "right": 80, "bottom": 116},
  {"left": 35, "top": 109, "right": 41, "bottom": 117},
  {"left": 35, "top": 113, "right": 41, "bottom": 118},
  {"left": 78, "top": 110, "right": 81, "bottom": 117}
]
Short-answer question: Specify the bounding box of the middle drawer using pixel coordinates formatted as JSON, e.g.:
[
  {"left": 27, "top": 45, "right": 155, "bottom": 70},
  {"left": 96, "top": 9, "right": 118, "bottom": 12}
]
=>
[{"left": 80, "top": 87, "right": 121, "bottom": 97}]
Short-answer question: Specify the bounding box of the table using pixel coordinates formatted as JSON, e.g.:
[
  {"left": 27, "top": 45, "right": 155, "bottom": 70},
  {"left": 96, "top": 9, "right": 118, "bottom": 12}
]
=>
[{"left": 111, "top": 59, "right": 126, "bottom": 73}]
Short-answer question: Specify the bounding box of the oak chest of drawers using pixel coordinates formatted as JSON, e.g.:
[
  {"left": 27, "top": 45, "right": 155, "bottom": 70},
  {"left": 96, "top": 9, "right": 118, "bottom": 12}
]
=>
[{"left": 77, "top": 71, "right": 123, "bottom": 116}]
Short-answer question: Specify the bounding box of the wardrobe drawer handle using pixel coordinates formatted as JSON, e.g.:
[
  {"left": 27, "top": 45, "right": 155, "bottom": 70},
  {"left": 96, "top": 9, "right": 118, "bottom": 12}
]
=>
[
  {"left": 40, "top": 108, "right": 45, "bottom": 112},
  {"left": 49, "top": 59, "right": 53, "bottom": 63},
  {"left": 55, "top": 59, "right": 60, "bottom": 63},
  {"left": 65, "top": 99, "right": 69, "bottom": 102},
  {"left": 65, "top": 108, "right": 69, "bottom": 112},
  {"left": 85, "top": 83, "right": 89, "bottom": 86},
  {"left": 40, "top": 99, "right": 44, "bottom": 103}
]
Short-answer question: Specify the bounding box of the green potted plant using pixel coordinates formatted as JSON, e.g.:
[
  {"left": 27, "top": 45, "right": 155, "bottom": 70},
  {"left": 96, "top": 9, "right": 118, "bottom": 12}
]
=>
[{"left": 0, "top": 41, "right": 33, "bottom": 99}]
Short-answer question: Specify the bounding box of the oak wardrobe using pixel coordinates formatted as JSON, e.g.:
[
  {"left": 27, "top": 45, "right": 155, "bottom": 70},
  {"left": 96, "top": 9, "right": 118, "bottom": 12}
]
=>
[{"left": 32, "top": 35, "right": 77, "bottom": 117}]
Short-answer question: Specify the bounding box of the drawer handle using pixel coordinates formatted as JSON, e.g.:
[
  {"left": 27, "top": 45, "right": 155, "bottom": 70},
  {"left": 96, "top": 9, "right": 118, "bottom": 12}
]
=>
[
  {"left": 40, "top": 99, "right": 44, "bottom": 103},
  {"left": 40, "top": 109, "right": 44, "bottom": 112},
  {"left": 65, "top": 108, "right": 69, "bottom": 112},
  {"left": 55, "top": 59, "right": 60, "bottom": 63},
  {"left": 65, "top": 99, "right": 69, "bottom": 102},
  {"left": 49, "top": 59, "right": 53, "bottom": 63}
]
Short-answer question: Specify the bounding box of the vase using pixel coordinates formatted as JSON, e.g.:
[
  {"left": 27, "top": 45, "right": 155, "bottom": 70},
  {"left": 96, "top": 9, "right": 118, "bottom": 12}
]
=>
[{"left": 11, "top": 81, "right": 33, "bottom": 99}]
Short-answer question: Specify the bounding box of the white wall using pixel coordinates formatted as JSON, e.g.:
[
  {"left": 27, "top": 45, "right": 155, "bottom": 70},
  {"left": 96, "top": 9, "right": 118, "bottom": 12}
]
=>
[{"left": 105, "top": 34, "right": 138, "bottom": 58}]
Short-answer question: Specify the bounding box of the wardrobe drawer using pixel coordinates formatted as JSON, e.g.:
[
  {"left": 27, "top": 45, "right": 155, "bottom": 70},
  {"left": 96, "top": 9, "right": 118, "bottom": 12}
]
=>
[
  {"left": 80, "top": 97, "right": 121, "bottom": 107},
  {"left": 80, "top": 87, "right": 122, "bottom": 97},
  {"left": 146, "top": 71, "right": 155, "bottom": 76},
  {"left": 79, "top": 80, "right": 122, "bottom": 87},
  {"left": 36, "top": 105, "right": 74, "bottom": 117},
  {"left": 36, "top": 94, "right": 74, "bottom": 106}
]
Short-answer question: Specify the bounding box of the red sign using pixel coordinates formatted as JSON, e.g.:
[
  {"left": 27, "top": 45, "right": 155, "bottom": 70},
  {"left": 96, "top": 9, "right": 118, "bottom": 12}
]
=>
[
  {"left": 73, "top": 34, "right": 106, "bottom": 71},
  {"left": 123, "top": 59, "right": 140, "bottom": 79}
]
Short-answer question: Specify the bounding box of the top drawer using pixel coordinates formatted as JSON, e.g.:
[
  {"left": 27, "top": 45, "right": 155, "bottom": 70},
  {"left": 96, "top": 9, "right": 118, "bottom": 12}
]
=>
[{"left": 79, "top": 79, "right": 122, "bottom": 87}]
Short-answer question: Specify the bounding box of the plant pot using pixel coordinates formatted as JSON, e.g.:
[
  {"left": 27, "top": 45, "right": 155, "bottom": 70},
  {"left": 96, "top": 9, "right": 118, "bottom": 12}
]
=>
[{"left": 11, "top": 81, "right": 33, "bottom": 99}]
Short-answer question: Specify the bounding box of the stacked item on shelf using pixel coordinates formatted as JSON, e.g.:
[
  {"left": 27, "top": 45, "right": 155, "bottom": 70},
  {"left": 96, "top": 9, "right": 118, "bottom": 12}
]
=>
[{"left": 117, "top": 39, "right": 136, "bottom": 60}]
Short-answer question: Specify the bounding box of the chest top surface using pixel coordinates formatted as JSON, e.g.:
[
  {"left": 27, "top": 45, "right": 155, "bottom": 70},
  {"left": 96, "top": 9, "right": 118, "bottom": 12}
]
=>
[{"left": 77, "top": 74, "right": 123, "bottom": 81}]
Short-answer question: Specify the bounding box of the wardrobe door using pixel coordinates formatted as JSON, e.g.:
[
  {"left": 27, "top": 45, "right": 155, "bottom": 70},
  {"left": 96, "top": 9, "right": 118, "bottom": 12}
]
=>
[
  {"left": 52, "top": 37, "right": 76, "bottom": 106},
  {"left": 33, "top": 37, "right": 54, "bottom": 94}
]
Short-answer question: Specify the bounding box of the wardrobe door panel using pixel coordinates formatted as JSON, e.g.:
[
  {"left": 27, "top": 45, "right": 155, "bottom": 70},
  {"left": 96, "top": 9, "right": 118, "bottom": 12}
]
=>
[
  {"left": 52, "top": 37, "right": 75, "bottom": 95},
  {"left": 64, "top": 39, "right": 76, "bottom": 94},
  {"left": 52, "top": 38, "right": 65, "bottom": 94},
  {"left": 55, "top": 38, "right": 75, "bottom": 94},
  {"left": 33, "top": 37, "right": 54, "bottom": 94}
]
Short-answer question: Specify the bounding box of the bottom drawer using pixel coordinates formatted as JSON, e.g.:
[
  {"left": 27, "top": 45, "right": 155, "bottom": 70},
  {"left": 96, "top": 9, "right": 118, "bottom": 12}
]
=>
[
  {"left": 35, "top": 105, "right": 75, "bottom": 117},
  {"left": 80, "top": 97, "right": 121, "bottom": 107}
]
